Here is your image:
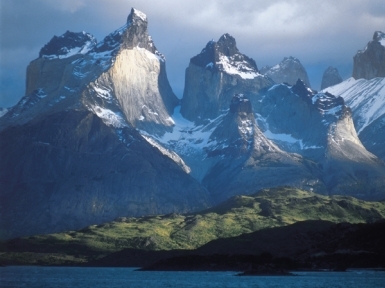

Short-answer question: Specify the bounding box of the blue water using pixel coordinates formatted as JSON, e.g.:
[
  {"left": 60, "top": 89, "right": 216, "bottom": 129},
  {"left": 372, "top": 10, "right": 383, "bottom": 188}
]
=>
[{"left": 1, "top": 266, "right": 385, "bottom": 288}]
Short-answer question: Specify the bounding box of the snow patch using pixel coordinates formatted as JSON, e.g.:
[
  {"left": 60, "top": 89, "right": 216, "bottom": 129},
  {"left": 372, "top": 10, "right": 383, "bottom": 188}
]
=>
[
  {"left": 142, "top": 135, "right": 191, "bottom": 174},
  {"left": 323, "top": 77, "right": 385, "bottom": 133},
  {"left": 91, "top": 105, "right": 128, "bottom": 128},
  {"left": 133, "top": 8, "right": 147, "bottom": 21},
  {"left": 217, "top": 55, "right": 260, "bottom": 79}
]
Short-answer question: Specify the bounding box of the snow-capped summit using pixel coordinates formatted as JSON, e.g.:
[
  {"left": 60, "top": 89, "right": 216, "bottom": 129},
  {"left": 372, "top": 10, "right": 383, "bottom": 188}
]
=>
[
  {"left": 190, "top": 33, "right": 259, "bottom": 79},
  {"left": 39, "top": 31, "right": 97, "bottom": 59},
  {"left": 373, "top": 31, "right": 385, "bottom": 47},
  {"left": 262, "top": 56, "right": 311, "bottom": 87},
  {"left": 128, "top": 8, "right": 147, "bottom": 23},
  {"left": 181, "top": 34, "right": 272, "bottom": 123},
  {"left": 353, "top": 31, "right": 385, "bottom": 80}
]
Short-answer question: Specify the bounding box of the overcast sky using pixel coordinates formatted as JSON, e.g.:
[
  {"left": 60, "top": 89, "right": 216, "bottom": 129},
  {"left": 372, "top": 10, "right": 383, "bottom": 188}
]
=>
[{"left": 1, "top": 0, "right": 384, "bottom": 107}]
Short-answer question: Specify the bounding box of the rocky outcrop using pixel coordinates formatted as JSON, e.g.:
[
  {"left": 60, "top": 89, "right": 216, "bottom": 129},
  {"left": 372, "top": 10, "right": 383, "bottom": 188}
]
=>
[
  {"left": 320, "top": 66, "right": 343, "bottom": 90},
  {"left": 353, "top": 31, "right": 385, "bottom": 80},
  {"left": 180, "top": 34, "right": 273, "bottom": 123},
  {"left": 262, "top": 56, "right": 311, "bottom": 87}
]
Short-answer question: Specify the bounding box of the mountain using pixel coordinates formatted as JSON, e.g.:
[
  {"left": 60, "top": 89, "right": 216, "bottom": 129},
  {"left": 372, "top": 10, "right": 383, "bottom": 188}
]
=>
[
  {"left": 253, "top": 79, "right": 385, "bottom": 199},
  {"left": 1, "top": 187, "right": 384, "bottom": 266},
  {"left": 261, "top": 56, "right": 311, "bottom": 87},
  {"left": 320, "top": 66, "right": 343, "bottom": 90},
  {"left": 323, "top": 32, "right": 385, "bottom": 161},
  {"left": 0, "top": 8, "right": 209, "bottom": 240},
  {"left": 180, "top": 34, "right": 273, "bottom": 123},
  {"left": 151, "top": 35, "right": 385, "bottom": 202},
  {"left": 201, "top": 94, "right": 323, "bottom": 202},
  {"left": 353, "top": 31, "right": 385, "bottom": 80}
]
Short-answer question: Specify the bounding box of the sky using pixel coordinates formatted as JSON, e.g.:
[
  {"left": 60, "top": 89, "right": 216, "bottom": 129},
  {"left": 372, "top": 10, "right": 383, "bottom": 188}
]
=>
[{"left": 1, "top": 0, "right": 385, "bottom": 108}]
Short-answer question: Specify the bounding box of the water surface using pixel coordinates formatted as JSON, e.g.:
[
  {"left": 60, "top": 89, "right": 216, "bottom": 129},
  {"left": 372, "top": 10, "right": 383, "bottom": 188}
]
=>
[{"left": 1, "top": 266, "right": 385, "bottom": 288}]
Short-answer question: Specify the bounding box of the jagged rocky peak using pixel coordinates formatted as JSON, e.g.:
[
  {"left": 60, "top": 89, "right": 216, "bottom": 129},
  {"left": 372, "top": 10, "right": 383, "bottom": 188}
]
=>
[
  {"left": 320, "top": 66, "right": 343, "bottom": 90},
  {"left": 181, "top": 33, "right": 272, "bottom": 123},
  {"left": 95, "top": 8, "right": 157, "bottom": 55},
  {"left": 208, "top": 94, "right": 256, "bottom": 157},
  {"left": 190, "top": 33, "right": 259, "bottom": 76},
  {"left": 230, "top": 94, "right": 253, "bottom": 114},
  {"left": 39, "top": 31, "right": 97, "bottom": 59},
  {"left": 127, "top": 7, "right": 147, "bottom": 24},
  {"left": 263, "top": 56, "right": 311, "bottom": 87},
  {"left": 353, "top": 31, "right": 385, "bottom": 80},
  {"left": 121, "top": 8, "right": 156, "bottom": 52}
]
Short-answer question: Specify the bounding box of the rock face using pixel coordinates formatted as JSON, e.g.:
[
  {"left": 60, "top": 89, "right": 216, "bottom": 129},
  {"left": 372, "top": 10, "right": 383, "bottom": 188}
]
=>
[
  {"left": 21, "top": 8, "right": 178, "bottom": 136},
  {"left": 323, "top": 77, "right": 385, "bottom": 161},
  {"left": 254, "top": 80, "right": 385, "bottom": 199},
  {"left": 262, "top": 56, "right": 311, "bottom": 87},
  {"left": 180, "top": 34, "right": 273, "bottom": 123},
  {"left": 202, "top": 94, "right": 324, "bottom": 202},
  {"left": 353, "top": 31, "right": 385, "bottom": 80},
  {"left": 0, "top": 8, "right": 209, "bottom": 239},
  {"left": 320, "top": 66, "right": 343, "bottom": 90}
]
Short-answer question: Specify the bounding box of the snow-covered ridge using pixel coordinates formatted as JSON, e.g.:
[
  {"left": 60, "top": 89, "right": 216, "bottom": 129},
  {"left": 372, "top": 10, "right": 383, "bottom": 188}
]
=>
[
  {"left": 323, "top": 77, "right": 385, "bottom": 133},
  {"left": 151, "top": 106, "right": 225, "bottom": 156},
  {"left": 132, "top": 8, "right": 147, "bottom": 21},
  {"left": 217, "top": 54, "right": 260, "bottom": 79},
  {"left": 40, "top": 31, "right": 97, "bottom": 59},
  {"left": 90, "top": 105, "right": 128, "bottom": 128},
  {"left": 142, "top": 135, "right": 191, "bottom": 174}
]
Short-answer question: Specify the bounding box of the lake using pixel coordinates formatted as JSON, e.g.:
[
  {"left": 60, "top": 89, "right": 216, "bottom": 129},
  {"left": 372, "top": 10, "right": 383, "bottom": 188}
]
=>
[{"left": 1, "top": 266, "right": 385, "bottom": 288}]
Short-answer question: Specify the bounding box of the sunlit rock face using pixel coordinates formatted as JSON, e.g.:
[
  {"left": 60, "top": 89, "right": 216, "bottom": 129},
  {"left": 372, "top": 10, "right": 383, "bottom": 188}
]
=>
[
  {"left": 353, "top": 31, "right": 385, "bottom": 80},
  {"left": 262, "top": 56, "right": 311, "bottom": 88},
  {"left": 0, "top": 8, "right": 209, "bottom": 240},
  {"left": 254, "top": 80, "right": 385, "bottom": 200},
  {"left": 323, "top": 77, "right": 385, "bottom": 162}
]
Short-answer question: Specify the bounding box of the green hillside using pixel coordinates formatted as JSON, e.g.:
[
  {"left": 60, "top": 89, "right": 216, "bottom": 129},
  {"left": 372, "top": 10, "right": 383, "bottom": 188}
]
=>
[{"left": 1, "top": 187, "right": 385, "bottom": 265}]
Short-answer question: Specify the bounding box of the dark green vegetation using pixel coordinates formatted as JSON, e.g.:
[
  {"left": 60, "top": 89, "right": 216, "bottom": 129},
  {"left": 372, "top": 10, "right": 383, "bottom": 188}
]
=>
[{"left": 1, "top": 187, "right": 384, "bottom": 267}]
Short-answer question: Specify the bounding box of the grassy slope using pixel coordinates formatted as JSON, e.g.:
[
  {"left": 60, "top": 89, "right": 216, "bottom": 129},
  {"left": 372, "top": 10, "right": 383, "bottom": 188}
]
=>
[{"left": 1, "top": 187, "right": 385, "bottom": 265}]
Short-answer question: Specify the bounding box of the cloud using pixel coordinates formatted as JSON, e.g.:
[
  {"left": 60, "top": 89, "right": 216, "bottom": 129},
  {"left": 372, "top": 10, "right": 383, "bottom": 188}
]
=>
[{"left": 0, "top": 0, "right": 384, "bottom": 106}]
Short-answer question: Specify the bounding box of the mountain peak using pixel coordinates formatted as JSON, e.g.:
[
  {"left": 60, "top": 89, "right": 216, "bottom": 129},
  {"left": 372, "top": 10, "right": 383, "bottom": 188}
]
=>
[
  {"left": 373, "top": 31, "right": 385, "bottom": 44},
  {"left": 39, "top": 30, "right": 97, "bottom": 59},
  {"left": 320, "top": 66, "right": 342, "bottom": 90},
  {"left": 230, "top": 94, "right": 252, "bottom": 114},
  {"left": 353, "top": 30, "right": 385, "bottom": 80},
  {"left": 263, "top": 56, "right": 311, "bottom": 87},
  {"left": 127, "top": 8, "right": 147, "bottom": 24},
  {"left": 217, "top": 33, "right": 239, "bottom": 56}
]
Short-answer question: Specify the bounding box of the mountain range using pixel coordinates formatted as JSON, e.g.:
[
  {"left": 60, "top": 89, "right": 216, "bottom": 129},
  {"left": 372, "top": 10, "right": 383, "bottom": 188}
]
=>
[{"left": 0, "top": 8, "right": 384, "bottom": 240}]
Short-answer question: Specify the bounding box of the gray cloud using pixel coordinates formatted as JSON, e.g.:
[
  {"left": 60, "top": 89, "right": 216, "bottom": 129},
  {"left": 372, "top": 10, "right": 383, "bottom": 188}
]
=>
[{"left": 1, "top": 0, "right": 384, "bottom": 107}]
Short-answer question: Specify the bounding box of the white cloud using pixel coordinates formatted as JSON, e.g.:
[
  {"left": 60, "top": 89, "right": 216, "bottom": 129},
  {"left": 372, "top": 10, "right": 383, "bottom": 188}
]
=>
[{"left": 0, "top": 0, "right": 384, "bottom": 106}]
